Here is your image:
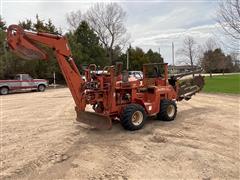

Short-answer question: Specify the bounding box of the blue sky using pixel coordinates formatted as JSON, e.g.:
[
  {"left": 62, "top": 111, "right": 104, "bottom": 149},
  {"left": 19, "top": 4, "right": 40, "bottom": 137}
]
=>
[{"left": 1, "top": 0, "right": 230, "bottom": 64}]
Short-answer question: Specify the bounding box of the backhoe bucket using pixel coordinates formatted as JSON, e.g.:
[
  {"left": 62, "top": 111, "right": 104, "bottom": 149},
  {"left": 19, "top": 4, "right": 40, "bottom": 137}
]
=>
[
  {"left": 76, "top": 110, "right": 112, "bottom": 130},
  {"left": 7, "top": 25, "right": 48, "bottom": 60}
]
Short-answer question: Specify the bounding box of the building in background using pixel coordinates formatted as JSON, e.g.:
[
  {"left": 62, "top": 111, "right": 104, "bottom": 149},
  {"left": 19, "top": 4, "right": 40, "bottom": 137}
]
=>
[{"left": 168, "top": 65, "right": 199, "bottom": 74}]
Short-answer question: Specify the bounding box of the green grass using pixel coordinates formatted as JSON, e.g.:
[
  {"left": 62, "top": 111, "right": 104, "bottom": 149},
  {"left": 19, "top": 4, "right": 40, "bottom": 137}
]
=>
[{"left": 203, "top": 74, "right": 240, "bottom": 94}]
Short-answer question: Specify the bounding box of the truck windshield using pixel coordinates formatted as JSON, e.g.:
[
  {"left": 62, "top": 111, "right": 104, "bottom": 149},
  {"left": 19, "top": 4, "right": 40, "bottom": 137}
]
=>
[
  {"left": 14, "top": 75, "right": 20, "bottom": 80},
  {"left": 22, "top": 74, "right": 32, "bottom": 80}
]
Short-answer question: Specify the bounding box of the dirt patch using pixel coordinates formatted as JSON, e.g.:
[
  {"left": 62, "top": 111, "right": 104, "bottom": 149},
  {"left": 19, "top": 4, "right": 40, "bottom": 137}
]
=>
[
  {"left": 0, "top": 88, "right": 239, "bottom": 179},
  {"left": 149, "top": 134, "right": 168, "bottom": 143}
]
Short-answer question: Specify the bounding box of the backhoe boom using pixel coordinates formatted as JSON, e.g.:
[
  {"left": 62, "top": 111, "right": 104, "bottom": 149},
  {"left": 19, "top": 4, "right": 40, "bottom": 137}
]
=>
[{"left": 7, "top": 25, "right": 86, "bottom": 110}]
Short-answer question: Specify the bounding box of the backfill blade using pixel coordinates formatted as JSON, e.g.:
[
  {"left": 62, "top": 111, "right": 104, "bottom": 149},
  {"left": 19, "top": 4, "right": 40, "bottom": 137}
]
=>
[{"left": 76, "top": 111, "right": 112, "bottom": 130}]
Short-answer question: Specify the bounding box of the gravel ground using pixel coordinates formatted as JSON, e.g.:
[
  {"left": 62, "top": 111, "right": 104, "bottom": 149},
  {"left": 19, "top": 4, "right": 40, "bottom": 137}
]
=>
[{"left": 0, "top": 88, "right": 239, "bottom": 179}]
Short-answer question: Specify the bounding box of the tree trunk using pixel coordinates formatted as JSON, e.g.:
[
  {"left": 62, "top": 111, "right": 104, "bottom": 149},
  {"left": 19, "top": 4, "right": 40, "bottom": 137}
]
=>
[
  {"left": 108, "top": 48, "right": 114, "bottom": 65},
  {"left": 210, "top": 71, "right": 212, "bottom": 78},
  {"left": 192, "top": 71, "right": 195, "bottom": 78},
  {"left": 190, "top": 60, "right": 195, "bottom": 78}
]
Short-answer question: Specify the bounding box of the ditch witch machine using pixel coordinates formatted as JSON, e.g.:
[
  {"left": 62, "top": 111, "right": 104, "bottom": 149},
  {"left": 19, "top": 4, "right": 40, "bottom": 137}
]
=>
[{"left": 6, "top": 25, "right": 204, "bottom": 130}]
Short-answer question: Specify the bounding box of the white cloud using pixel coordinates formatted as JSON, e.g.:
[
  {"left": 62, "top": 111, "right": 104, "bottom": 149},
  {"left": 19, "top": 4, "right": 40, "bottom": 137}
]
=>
[
  {"left": 2, "top": 1, "right": 92, "bottom": 30},
  {"left": 2, "top": 1, "right": 232, "bottom": 64},
  {"left": 125, "top": 2, "right": 226, "bottom": 63},
  {"left": 129, "top": 23, "right": 225, "bottom": 63}
]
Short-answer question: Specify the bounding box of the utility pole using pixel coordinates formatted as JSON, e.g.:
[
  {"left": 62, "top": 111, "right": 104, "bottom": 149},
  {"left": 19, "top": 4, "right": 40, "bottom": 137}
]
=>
[
  {"left": 53, "top": 71, "right": 56, "bottom": 88},
  {"left": 126, "top": 44, "right": 131, "bottom": 70},
  {"left": 172, "top": 42, "right": 175, "bottom": 74},
  {"left": 127, "top": 50, "right": 129, "bottom": 70}
]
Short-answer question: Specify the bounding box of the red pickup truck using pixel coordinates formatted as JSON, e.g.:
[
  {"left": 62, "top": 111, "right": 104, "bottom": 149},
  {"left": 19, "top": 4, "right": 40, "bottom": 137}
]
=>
[{"left": 0, "top": 74, "right": 48, "bottom": 95}]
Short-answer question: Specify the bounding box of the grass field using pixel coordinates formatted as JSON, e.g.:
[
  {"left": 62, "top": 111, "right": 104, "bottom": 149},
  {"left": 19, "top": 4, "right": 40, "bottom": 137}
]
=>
[{"left": 203, "top": 74, "right": 240, "bottom": 94}]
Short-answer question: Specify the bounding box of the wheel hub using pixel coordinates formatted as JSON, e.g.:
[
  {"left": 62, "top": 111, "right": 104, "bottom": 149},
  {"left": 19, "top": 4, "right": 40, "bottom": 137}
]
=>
[
  {"left": 39, "top": 86, "right": 44, "bottom": 91},
  {"left": 167, "top": 104, "right": 175, "bottom": 117},
  {"left": 1, "top": 88, "right": 8, "bottom": 95},
  {"left": 131, "top": 111, "right": 143, "bottom": 125}
]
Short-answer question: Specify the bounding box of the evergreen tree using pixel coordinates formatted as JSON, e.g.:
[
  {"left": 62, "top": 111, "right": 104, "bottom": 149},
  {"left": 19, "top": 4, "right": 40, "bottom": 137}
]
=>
[
  {"left": 145, "top": 49, "right": 163, "bottom": 63},
  {"left": 18, "top": 15, "right": 62, "bottom": 82},
  {"left": 0, "top": 16, "right": 7, "bottom": 55},
  {"left": 19, "top": 19, "right": 33, "bottom": 30},
  {"left": 0, "top": 16, "right": 7, "bottom": 79},
  {"left": 67, "top": 21, "right": 108, "bottom": 71},
  {"left": 129, "top": 47, "right": 149, "bottom": 70},
  {"left": 116, "top": 47, "right": 164, "bottom": 71},
  {"left": 0, "top": 16, "right": 7, "bottom": 31},
  {"left": 201, "top": 48, "right": 234, "bottom": 76}
]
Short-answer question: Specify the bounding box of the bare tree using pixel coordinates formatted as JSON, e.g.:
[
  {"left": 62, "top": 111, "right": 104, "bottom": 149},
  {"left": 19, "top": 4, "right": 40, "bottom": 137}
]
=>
[
  {"left": 217, "top": 0, "right": 240, "bottom": 50},
  {"left": 177, "top": 36, "right": 198, "bottom": 77},
  {"left": 198, "top": 38, "right": 220, "bottom": 73},
  {"left": 230, "top": 51, "right": 240, "bottom": 71},
  {"left": 204, "top": 37, "right": 219, "bottom": 51},
  {"left": 85, "top": 3, "right": 127, "bottom": 64},
  {"left": 66, "top": 10, "right": 83, "bottom": 31},
  {"left": 218, "top": 0, "right": 240, "bottom": 39}
]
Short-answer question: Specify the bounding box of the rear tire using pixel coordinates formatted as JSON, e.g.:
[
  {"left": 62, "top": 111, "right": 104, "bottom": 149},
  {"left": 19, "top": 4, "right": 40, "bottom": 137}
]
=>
[
  {"left": 120, "top": 104, "right": 147, "bottom": 131},
  {"left": 157, "top": 99, "right": 177, "bottom": 121},
  {"left": 38, "top": 84, "right": 46, "bottom": 92},
  {"left": 0, "top": 87, "right": 9, "bottom": 95}
]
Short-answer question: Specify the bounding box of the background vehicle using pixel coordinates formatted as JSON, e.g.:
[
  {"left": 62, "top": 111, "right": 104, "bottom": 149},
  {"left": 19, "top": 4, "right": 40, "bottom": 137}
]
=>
[
  {"left": 128, "top": 71, "right": 143, "bottom": 80},
  {"left": 0, "top": 74, "right": 48, "bottom": 95}
]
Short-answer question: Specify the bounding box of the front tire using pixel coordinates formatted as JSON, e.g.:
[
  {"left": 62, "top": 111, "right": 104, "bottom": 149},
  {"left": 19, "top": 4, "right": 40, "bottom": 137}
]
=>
[
  {"left": 38, "top": 84, "right": 46, "bottom": 92},
  {"left": 120, "top": 104, "right": 147, "bottom": 131},
  {"left": 157, "top": 99, "right": 177, "bottom": 121},
  {"left": 0, "top": 87, "right": 9, "bottom": 95}
]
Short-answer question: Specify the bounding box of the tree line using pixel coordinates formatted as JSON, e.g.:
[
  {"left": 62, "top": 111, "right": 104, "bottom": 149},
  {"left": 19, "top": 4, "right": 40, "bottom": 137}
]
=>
[
  {"left": 177, "top": 36, "right": 239, "bottom": 77},
  {"left": 0, "top": 1, "right": 239, "bottom": 82},
  {"left": 0, "top": 10, "right": 163, "bottom": 83}
]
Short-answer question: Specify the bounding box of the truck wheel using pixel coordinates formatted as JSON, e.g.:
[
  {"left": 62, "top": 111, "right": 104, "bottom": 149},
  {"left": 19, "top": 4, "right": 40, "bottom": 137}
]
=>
[
  {"left": 120, "top": 104, "right": 147, "bottom": 131},
  {"left": 0, "top": 87, "right": 9, "bottom": 95},
  {"left": 38, "top": 85, "right": 45, "bottom": 92},
  {"left": 157, "top": 99, "right": 177, "bottom": 121}
]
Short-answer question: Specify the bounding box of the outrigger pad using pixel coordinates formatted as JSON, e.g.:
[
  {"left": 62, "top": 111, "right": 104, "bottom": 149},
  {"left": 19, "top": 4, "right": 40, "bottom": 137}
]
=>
[{"left": 76, "top": 110, "right": 112, "bottom": 130}]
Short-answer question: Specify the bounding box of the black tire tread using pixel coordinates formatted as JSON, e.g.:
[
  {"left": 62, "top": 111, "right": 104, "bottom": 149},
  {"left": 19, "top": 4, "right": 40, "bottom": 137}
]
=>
[
  {"left": 0, "top": 87, "right": 9, "bottom": 95},
  {"left": 120, "top": 103, "right": 146, "bottom": 131},
  {"left": 157, "top": 99, "right": 177, "bottom": 121},
  {"left": 38, "top": 84, "right": 46, "bottom": 92}
]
